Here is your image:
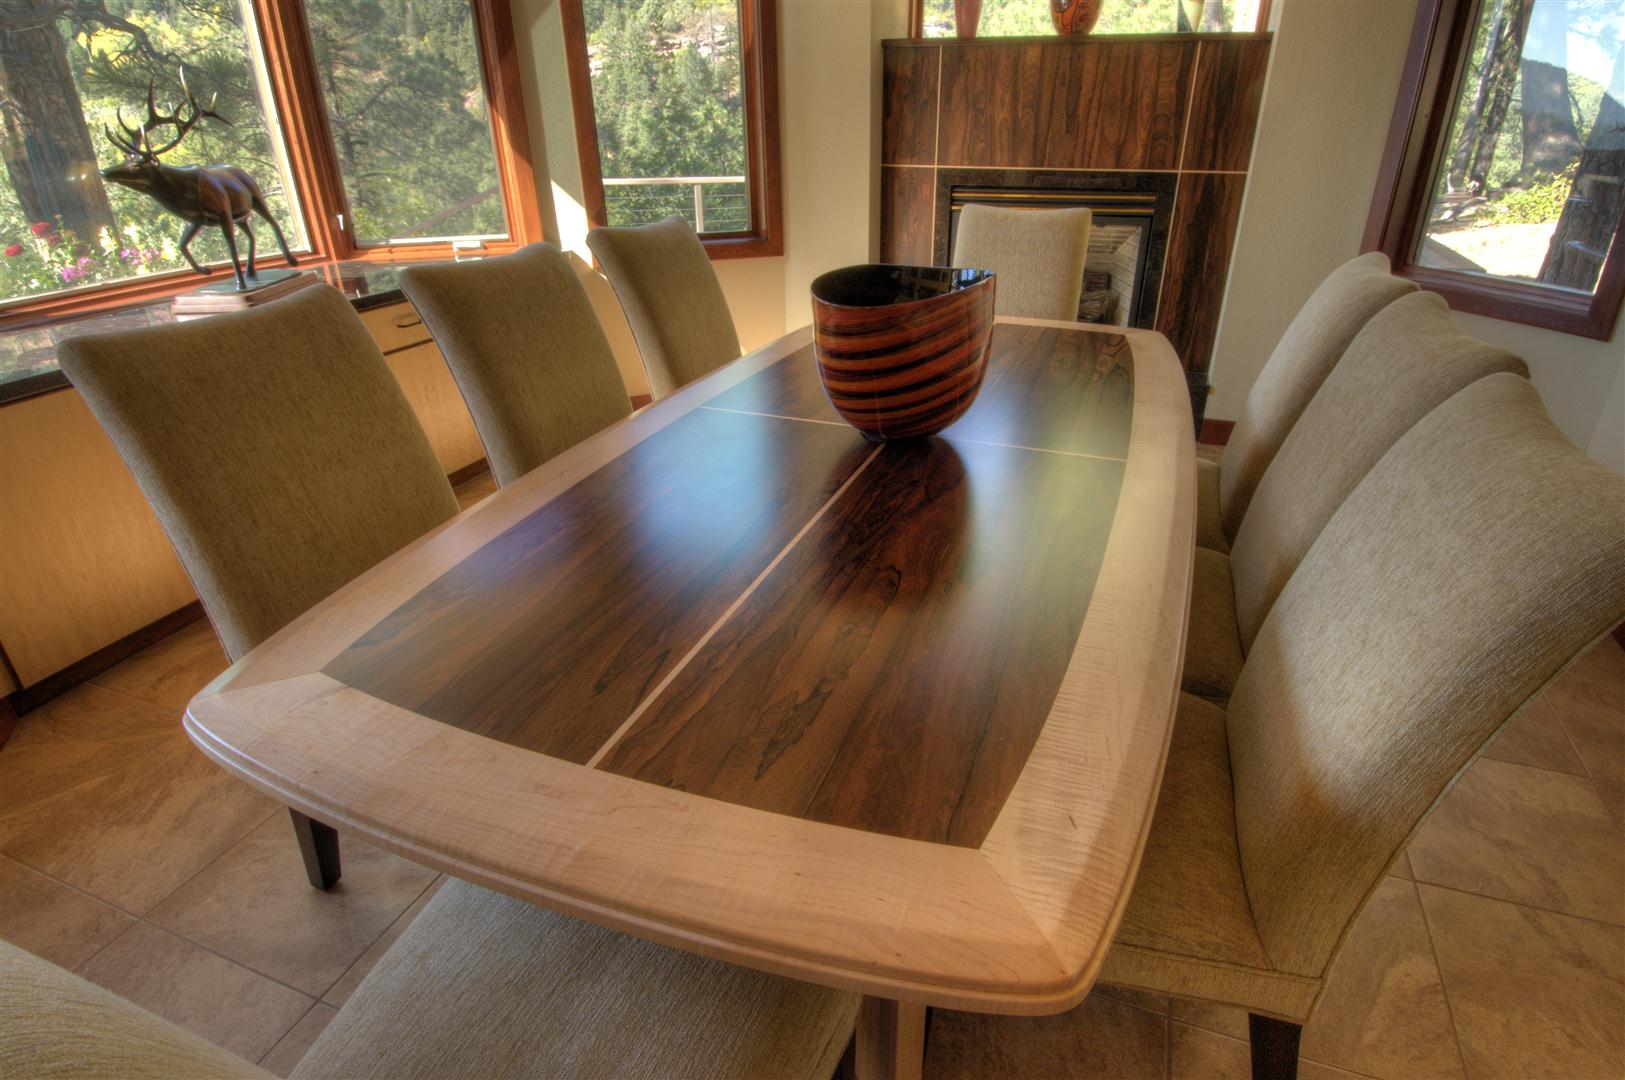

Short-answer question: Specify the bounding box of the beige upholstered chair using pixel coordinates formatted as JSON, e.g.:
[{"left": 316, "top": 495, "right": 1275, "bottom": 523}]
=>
[
  {"left": 1182, "top": 291, "right": 1526, "bottom": 703},
  {"left": 58, "top": 284, "right": 460, "bottom": 890},
  {"left": 586, "top": 214, "right": 742, "bottom": 397},
  {"left": 950, "top": 203, "right": 1093, "bottom": 321},
  {"left": 399, "top": 244, "right": 632, "bottom": 486},
  {"left": 1199, "top": 251, "right": 1416, "bottom": 553},
  {"left": 1, "top": 881, "right": 859, "bottom": 1078},
  {"left": 1103, "top": 373, "right": 1624, "bottom": 1077}
]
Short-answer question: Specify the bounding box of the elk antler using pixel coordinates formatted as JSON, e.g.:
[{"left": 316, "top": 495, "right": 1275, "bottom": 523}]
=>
[
  {"left": 104, "top": 104, "right": 148, "bottom": 158},
  {"left": 136, "top": 67, "right": 232, "bottom": 159}
]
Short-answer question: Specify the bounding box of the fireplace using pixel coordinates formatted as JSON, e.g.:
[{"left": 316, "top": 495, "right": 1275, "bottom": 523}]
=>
[{"left": 936, "top": 170, "right": 1177, "bottom": 330}]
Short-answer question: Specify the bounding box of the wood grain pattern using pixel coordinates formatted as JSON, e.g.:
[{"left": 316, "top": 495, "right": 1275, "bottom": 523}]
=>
[
  {"left": 937, "top": 41, "right": 1195, "bottom": 170},
  {"left": 880, "top": 167, "right": 937, "bottom": 265},
  {"left": 185, "top": 319, "right": 1195, "bottom": 1017},
  {"left": 326, "top": 408, "right": 871, "bottom": 763},
  {"left": 1154, "top": 171, "right": 1246, "bottom": 375},
  {"left": 1181, "top": 39, "right": 1271, "bottom": 172},
  {"left": 883, "top": 45, "right": 940, "bottom": 166},
  {"left": 600, "top": 436, "right": 1124, "bottom": 845},
  {"left": 707, "top": 324, "right": 1134, "bottom": 460},
  {"left": 857, "top": 997, "right": 927, "bottom": 1080}
]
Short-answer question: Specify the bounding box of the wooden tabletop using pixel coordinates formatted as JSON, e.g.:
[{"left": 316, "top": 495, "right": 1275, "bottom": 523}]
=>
[{"left": 186, "top": 316, "right": 1196, "bottom": 1016}]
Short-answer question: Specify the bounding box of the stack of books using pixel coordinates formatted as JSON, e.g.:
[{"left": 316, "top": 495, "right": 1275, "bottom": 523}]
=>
[{"left": 172, "top": 270, "right": 319, "bottom": 320}]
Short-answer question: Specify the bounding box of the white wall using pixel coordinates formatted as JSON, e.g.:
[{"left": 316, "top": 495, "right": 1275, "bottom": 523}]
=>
[{"left": 1209, "top": 0, "right": 1625, "bottom": 473}]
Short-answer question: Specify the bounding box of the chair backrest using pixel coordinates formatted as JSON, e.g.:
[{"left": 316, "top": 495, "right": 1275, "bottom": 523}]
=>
[
  {"left": 59, "top": 284, "right": 459, "bottom": 662},
  {"left": 400, "top": 244, "right": 632, "bottom": 486},
  {"left": 1228, "top": 290, "right": 1526, "bottom": 650},
  {"left": 1225, "top": 373, "right": 1625, "bottom": 979},
  {"left": 0, "top": 939, "right": 270, "bottom": 1078},
  {"left": 949, "top": 203, "right": 1093, "bottom": 321},
  {"left": 586, "top": 215, "right": 742, "bottom": 398},
  {"left": 1218, "top": 251, "right": 1416, "bottom": 540}
]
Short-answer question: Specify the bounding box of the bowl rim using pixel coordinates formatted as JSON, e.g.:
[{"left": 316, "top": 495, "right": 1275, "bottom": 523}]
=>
[{"left": 810, "top": 263, "right": 995, "bottom": 311}]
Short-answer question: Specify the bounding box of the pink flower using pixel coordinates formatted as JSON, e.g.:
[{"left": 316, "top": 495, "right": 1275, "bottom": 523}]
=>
[
  {"left": 76, "top": 255, "right": 94, "bottom": 269},
  {"left": 59, "top": 265, "right": 83, "bottom": 283},
  {"left": 3, "top": 243, "right": 20, "bottom": 257},
  {"left": 29, "top": 221, "right": 51, "bottom": 237}
]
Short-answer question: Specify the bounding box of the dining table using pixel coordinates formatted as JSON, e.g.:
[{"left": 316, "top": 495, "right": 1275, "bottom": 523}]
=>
[{"left": 186, "top": 314, "right": 1196, "bottom": 1080}]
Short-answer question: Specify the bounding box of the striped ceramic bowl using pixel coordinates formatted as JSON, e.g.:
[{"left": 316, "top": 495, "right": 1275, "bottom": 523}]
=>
[{"left": 810, "top": 264, "right": 996, "bottom": 441}]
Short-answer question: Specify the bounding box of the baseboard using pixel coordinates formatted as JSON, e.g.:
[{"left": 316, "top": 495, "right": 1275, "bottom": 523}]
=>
[
  {"left": 6, "top": 601, "right": 208, "bottom": 720},
  {"left": 446, "top": 458, "right": 491, "bottom": 488},
  {"left": 1199, "top": 418, "right": 1234, "bottom": 446}
]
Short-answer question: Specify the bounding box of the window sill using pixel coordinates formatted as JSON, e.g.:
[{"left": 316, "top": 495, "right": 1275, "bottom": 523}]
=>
[
  {"left": 0, "top": 257, "right": 442, "bottom": 408},
  {"left": 1394, "top": 264, "right": 1624, "bottom": 342}
]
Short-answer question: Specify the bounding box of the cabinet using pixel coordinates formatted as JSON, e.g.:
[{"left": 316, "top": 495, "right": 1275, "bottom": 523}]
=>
[{"left": 0, "top": 300, "right": 484, "bottom": 690}]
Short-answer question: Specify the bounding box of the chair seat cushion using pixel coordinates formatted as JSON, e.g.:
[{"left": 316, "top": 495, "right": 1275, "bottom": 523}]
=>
[
  {"left": 1181, "top": 548, "right": 1245, "bottom": 703},
  {"left": 1099, "top": 694, "right": 1319, "bottom": 1019},
  {"left": 1196, "top": 456, "right": 1229, "bottom": 553},
  {"left": 293, "top": 879, "right": 859, "bottom": 1080}
]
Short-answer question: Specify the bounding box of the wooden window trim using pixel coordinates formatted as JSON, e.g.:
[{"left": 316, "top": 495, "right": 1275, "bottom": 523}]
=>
[
  {"left": 1363, "top": 0, "right": 1625, "bottom": 341},
  {"left": 559, "top": 0, "right": 783, "bottom": 260},
  {"left": 0, "top": 0, "right": 542, "bottom": 328},
  {"left": 903, "top": 0, "right": 1272, "bottom": 38}
]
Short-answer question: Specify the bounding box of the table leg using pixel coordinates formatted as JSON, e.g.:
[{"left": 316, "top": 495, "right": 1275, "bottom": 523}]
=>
[{"left": 855, "top": 996, "right": 926, "bottom": 1080}]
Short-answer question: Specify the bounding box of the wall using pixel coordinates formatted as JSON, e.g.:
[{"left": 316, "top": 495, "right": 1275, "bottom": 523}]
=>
[
  {"left": 510, "top": 0, "right": 905, "bottom": 396},
  {"left": 1208, "top": 0, "right": 1625, "bottom": 473}
]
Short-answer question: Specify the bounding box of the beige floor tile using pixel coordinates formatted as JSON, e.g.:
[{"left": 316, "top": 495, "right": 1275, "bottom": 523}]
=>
[
  {"left": 148, "top": 815, "right": 438, "bottom": 998},
  {"left": 1563, "top": 636, "right": 1625, "bottom": 687},
  {"left": 1169, "top": 996, "right": 1248, "bottom": 1041},
  {"left": 1171, "top": 1022, "right": 1248, "bottom": 1080},
  {"left": 1301, "top": 878, "right": 1464, "bottom": 1078},
  {"left": 0, "top": 685, "right": 277, "bottom": 914},
  {"left": 90, "top": 618, "right": 228, "bottom": 713},
  {"left": 1407, "top": 757, "right": 1625, "bottom": 925},
  {"left": 1595, "top": 779, "right": 1625, "bottom": 831},
  {"left": 1093, "top": 981, "right": 1170, "bottom": 1015},
  {"left": 78, "top": 922, "right": 313, "bottom": 1063},
  {"left": 1297, "top": 1061, "right": 1371, "bottom": 1080},
  {"left": 322, "top": 875, "right": 444, "bottom": 1006},
  {"left": 1421, "top": 885, "right": 1625, "bottom": 1080},
  {"left": 259, "top": 1002, "right": 337, "bottom": 1075},
  {"left": 1390, "top": 849, "right": 1414, "bottom": 880},
  {"left": 1482, "top": 697, "right": 1588, "bottom": 776},
  {"left": 924, "top": 991, "right": 1169, "bottom": 1079},
  {"left": 1547, "top": 675, "right": 1625, "bottom": 785},
  {"left": 0, "top": 856, "right": 133, "bottom": 970}
]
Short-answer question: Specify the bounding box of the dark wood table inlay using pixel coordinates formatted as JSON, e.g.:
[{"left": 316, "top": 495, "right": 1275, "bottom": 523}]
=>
[
  {"left": 706, "top": 324, "right": 1134, "bottom": 460},
  {"left": 325, "top": 406, "right": 872, "bottom": 762},
  {"left": 598, "top": 435, "right": 1126, "bottom": 846}
]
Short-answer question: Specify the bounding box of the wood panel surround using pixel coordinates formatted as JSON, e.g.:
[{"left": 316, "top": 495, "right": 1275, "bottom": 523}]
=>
[
  {"left": 881, "top": 34, "right": 1271, "bottom": 389},
  {"left": 186, "top": 318, "right": 1196, "bottom": 1021}
]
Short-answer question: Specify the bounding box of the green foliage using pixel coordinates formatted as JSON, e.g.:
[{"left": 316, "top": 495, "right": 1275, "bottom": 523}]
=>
[
  {"left": 1485, "top": 161, "right": 1578, "bottom": 224},
  {"left": 920, "top": 0, "right": 1246, "bottom": 38}
]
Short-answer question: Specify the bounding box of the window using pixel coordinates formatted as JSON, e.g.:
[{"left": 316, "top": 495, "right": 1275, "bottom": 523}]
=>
[
  {"left": 560, "top": 0, "right": 782, "bottom": 258},
  {"left": 1366, "top": 0, "right": 1625, "bottom": 340},
  {"left": 912, "top": 0, "right": 1268, "bottom": 37},
  {"left": 0, "top": 0, "right": 539, "bottom": 319}
]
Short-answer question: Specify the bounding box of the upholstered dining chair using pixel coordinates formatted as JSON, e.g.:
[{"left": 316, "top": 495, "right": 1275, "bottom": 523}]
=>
[
  {"left": 586, "top": 214, "right": 742, "bottom": 397},
  {"left": 58, "top": 284, "right": 460, "bottom": 892},
  {"left": 2, "top": 880, "right": 859, "bottom": 1078},
  {"left": 399, "top": 243, "right": 632, "bottom": 486},
  {"left": 950, "top": 203, "right": 1093, "bottom": 321},
  {"left": 1181, "top": 290, "right": 1526, "bottom": 703},
  {"left": 1092, "top": 373, "right": 1625, "bottom": 1079},
  {"left": 1198, "top": 251, "right": 1416, "bottom": 553}
]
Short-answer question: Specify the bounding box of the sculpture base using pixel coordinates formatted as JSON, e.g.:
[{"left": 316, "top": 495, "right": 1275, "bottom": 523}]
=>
[{"left": 192, "top": 266, "right": 306, "bottom": 295}]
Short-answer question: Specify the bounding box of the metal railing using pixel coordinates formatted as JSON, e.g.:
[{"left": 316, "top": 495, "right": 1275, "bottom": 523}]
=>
[{"left": 602, "top": 175, "right": 749, "bottom": 234}]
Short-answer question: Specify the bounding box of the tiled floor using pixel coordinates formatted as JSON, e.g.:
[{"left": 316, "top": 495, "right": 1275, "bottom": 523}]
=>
[{"left": 1, "top": 469, "right": 1620, "bottom": 1078}]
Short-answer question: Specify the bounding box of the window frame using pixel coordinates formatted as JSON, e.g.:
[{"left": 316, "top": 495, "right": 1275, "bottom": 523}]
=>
[
  {"left": 1363, "top": 0, "right": 1625, "bottom": 341},
  {"left": 0, "top": 0, "right": 542, "bottom": 326},
  {"left": 559, "top": 0, "right": 783, "bottom": 260}
]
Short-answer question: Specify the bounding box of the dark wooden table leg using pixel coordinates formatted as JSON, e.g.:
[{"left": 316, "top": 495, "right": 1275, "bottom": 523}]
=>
[
  {"left": 289, "top": 809, "right": 341, "bottom": 890},
  {"left": 855, "top": 996, "right": 926, "bottom": 1080},
  {"left": 1249, "top": 1012, "right": 1302, "bottom": 1080}
]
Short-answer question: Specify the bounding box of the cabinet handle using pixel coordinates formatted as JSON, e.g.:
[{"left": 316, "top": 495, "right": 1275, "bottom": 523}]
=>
[{"left": 394, "top": 315, "right": 423, "bottom": 330}]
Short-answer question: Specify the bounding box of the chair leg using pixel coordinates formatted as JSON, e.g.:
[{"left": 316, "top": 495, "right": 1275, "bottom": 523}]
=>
[
  {"left": 1248, "top": 1013, "right": 1301, "bottom": 1080},
  {"left": 289, "top": 809, "right": 341, "bottom": 890}
]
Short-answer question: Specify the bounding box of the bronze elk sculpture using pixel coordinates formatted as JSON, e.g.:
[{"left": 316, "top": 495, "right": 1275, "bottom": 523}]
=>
[{"left": 101, "top": 71, "right": 297, "bottom": 290}]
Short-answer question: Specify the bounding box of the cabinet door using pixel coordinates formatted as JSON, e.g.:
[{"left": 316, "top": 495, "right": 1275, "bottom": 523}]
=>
[
  {"left": 0, "top": 389, "right": 195, "bottom": 686},
  {"left": 384, "top": 340, "right": 486, "bottom": 476}
]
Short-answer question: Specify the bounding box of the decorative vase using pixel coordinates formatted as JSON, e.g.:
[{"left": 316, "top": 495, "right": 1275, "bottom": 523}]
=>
[
  {"left": 953, "top": 0, "right": 983, "bottom": 39},
  {"left": 809, "top": 264, "right": 997, "bottom": 442},
  {"left": 1051, "top": 0, "right": 1102, "bottom": 35}
]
